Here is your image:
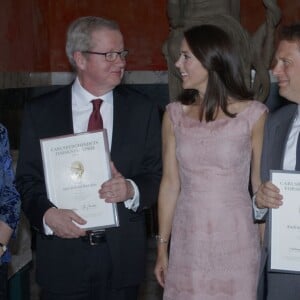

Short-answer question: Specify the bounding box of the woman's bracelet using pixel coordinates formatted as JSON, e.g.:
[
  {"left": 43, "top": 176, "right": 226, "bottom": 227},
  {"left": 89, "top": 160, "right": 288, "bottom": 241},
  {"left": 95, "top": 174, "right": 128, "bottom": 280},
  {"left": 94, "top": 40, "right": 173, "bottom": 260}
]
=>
[{"left": 155, "top": 235, "right": 169, "bottom": 244}]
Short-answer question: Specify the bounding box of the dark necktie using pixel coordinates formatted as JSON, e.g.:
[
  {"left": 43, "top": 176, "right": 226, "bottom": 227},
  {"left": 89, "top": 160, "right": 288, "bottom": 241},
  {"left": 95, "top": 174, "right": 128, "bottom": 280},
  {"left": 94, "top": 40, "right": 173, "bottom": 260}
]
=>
[
  {"left": 87, "top": 99, "right": 103, "bottom": 131},
  {"left": 295, "top": 132, "right": 300, "bottom": 171}
]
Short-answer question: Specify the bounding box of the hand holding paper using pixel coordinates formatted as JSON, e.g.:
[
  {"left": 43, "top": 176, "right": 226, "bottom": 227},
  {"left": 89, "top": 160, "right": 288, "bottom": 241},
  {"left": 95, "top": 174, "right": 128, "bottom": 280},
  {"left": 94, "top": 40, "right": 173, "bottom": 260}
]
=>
[
  {"left": 99, "top": 162, "right": 134, "bottom": 203},
  {"left": 44, "top": 207, "right": 86, "bottom": 238},
  {"left": 256, "top": 181, "right": 283, "bottom": 209},
  {"left": 40, "top": 130, "right": 119, "bottom": 231},
  {"left": 270, "top": 170, "right": 300, "bottom": 273}
]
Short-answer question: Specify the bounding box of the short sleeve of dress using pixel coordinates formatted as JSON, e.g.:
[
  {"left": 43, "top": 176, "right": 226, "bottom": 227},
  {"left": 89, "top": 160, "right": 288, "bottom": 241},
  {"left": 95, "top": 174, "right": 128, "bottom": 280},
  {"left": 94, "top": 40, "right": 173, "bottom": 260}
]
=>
[
  {"left": 166, "top": 102, "right": 182, "bottom": 126},
  {"left": 246, "top": 101, "right": 268, "bottom": 129}
]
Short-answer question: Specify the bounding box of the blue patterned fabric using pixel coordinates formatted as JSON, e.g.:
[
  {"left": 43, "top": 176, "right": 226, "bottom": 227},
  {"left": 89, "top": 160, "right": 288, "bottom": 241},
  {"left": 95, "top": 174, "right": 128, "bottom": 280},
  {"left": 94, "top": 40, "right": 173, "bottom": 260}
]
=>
[{"left": 0, "top": 123, "right": 20, "bottom": 263}]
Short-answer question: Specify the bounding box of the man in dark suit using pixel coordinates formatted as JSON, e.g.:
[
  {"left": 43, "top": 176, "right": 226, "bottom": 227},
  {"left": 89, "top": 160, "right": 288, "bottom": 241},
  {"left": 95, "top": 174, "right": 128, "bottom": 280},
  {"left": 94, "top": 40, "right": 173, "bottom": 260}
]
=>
[
  {"left": 254, "top": 24, "right": 300, "bottom": 300},
  {"left": 16, "top": 16, "right": 161, "bottom": 300}
]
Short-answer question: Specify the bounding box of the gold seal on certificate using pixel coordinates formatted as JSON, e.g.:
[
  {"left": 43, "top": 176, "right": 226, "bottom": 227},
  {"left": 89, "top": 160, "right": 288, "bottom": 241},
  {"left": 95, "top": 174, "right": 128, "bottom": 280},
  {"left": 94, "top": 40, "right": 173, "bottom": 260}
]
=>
[
  {"left": 40, "top": 130, "right": 119, "bottom": 230},
  {"left": 70, "top": 161, "right": 85, "bottom": 181},
  {"left": 270, "top": 170, "right": 300, "bottom": 273}
]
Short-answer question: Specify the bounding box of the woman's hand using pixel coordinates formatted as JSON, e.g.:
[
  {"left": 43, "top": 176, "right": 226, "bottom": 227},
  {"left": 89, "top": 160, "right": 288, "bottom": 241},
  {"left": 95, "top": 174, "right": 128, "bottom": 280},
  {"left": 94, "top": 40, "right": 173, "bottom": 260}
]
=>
[{"left": 154, "top": 249, "right": 169, "bottom": 287}]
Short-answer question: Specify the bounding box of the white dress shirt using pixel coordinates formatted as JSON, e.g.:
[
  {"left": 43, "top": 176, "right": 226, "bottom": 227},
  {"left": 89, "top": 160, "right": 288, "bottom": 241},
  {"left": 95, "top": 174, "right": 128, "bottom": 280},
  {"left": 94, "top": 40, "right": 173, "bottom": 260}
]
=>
[
  {"left": 72, "top": 77, "right": 114, "bottom": 146},
  {"left": 72, "top": 78, "right": 139, "bottom": 211},
  {"left": 44, "top": 78, "right": 140, "bottom": 234},
  {"left": 282, "top": 105, "right": 300, "bottom": 170}
]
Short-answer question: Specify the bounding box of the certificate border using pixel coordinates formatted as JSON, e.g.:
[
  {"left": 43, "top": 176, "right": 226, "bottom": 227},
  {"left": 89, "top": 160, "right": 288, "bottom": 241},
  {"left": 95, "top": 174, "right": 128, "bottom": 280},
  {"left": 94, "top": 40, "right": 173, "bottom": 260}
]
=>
[
  {"left": 40, "top": 129, "right": 119, "bottom": 230},
  {"left": 269, "top": 169, "right": 300, "bottom": 274}
]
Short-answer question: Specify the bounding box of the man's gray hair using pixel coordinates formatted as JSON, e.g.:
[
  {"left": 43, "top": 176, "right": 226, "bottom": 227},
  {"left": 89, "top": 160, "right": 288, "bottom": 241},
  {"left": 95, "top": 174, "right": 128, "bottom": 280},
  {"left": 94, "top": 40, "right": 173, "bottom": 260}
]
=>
[{"left": 66, "top": 16, "right": 120, "bottom": 69}]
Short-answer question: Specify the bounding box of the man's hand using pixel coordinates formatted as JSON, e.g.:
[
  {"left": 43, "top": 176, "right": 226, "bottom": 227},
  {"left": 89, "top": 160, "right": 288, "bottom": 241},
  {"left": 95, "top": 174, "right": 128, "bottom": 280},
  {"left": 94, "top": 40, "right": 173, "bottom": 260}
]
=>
[
  {"left": 44, "top": 207, "right": 87, "bottom": 238},
  {"left": 99, "top": 162, "right": 134, "bottom": 203},
  {"left": 256, "top": 181, "right": 283, "bottom": 209}
]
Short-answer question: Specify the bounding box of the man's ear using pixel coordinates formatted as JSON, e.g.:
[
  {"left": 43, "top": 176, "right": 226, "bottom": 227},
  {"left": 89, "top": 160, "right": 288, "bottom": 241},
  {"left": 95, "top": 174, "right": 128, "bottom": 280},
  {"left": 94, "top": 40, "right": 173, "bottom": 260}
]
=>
[{"left": 73, "top": 51, "right": 86, "bottom": 70}]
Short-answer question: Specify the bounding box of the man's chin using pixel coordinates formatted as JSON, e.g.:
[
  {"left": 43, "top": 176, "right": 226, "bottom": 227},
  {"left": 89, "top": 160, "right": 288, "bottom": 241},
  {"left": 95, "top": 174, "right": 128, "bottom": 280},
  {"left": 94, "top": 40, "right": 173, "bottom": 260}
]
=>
[
  {"left": 278, "top": 89, "right": 299, "bottom": 103},
  {"left": 278, "top": 87, "right": 288, "bottom": 98}
]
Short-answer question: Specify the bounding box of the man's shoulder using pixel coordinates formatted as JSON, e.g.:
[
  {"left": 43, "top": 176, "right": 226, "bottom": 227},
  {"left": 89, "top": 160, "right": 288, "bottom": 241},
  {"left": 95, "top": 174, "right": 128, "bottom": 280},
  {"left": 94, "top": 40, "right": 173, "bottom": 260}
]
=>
[
  {"left": 114, "top": 85, "right": 151, "bottom": 105},
  {"left": 268, "top": 103, "right": 297, "bottom": 123},
  {"left": 28, "top": 84, "right": 71, "bottom": 106}
]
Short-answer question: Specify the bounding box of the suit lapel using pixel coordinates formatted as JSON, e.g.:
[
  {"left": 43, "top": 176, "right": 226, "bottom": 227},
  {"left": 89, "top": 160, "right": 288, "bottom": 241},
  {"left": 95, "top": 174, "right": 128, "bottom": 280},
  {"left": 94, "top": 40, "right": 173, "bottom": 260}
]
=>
[{"left": 271, "top": 106, "right": 297, "bottom": 169}]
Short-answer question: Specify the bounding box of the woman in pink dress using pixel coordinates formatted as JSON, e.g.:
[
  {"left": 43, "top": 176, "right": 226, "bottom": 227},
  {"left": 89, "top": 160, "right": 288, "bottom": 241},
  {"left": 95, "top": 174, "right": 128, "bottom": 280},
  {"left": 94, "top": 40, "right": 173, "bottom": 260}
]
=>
[{"left": 154, "top": 24, "right": 267, "bottom": 300}]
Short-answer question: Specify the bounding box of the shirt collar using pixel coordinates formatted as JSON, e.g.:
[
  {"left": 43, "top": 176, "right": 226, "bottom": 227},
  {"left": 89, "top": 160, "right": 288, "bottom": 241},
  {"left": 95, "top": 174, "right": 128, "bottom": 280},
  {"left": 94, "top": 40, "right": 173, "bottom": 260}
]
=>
[{"left": 72, "top": 77, "right": 113, "bottom": 107}]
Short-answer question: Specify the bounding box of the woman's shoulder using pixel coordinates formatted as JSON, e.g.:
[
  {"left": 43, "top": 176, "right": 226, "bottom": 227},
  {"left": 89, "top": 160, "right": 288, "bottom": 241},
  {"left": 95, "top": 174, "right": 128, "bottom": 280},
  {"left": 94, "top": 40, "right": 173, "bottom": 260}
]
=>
[
  {"left": 0, "top": 123, "right": 7, "bottom": 132},
  {"left": 228, "top": 100, "right": 267, "bottom": 120},
  {"left": 166, "top": 101, "right": 182, "bottom": 115},
  {"left": 233, "top": 100, "right": 267, "bottom": 114},
  {"left": 249, "top": 100, "right": 268, "bottom": 112},
  {"left": 0, "top": 124, "right": 8, "bottom": 157},
  {"left": 0, "top": 124, "right": 8, "bottom": 141},
  {"left": 239, "top": 100, "right": 267, "bottom": 128},
  {"left": 166, "top": 101, "right": 181, "bottom": 111},
  {"left": 166, "top": 101, "right": 182, "bottom": 121}
]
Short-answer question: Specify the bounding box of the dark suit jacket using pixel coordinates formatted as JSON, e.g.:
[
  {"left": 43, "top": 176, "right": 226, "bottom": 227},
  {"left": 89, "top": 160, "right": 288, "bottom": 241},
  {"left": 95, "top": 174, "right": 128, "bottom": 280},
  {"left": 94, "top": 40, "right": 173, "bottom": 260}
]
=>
[
  {"left": 257, "top": 103, "right": 300, "bottom": 300},
  {"left": 16, "top": 84, "right": 162, "bottom": 291}
]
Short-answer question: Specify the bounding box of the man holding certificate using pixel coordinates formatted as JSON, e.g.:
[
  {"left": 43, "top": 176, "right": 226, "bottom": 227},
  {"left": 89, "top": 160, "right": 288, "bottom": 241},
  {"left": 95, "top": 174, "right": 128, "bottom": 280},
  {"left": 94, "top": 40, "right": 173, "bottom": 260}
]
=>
[
  {"left": 16, "top": 16, "right": 161, "bottom": 300},
  {"left": 254, "top": 24, "right": 300, "bottom": 300}
]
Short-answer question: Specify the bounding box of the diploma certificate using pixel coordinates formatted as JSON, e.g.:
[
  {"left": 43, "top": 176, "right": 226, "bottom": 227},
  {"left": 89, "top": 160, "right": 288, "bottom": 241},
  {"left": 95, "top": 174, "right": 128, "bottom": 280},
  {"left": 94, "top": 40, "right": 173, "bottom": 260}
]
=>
[
  {"left": 40, "top": 130, "right": 119, "bottom": 230},
  {"left": 270, "top": 170, "right": 300, "bottom": 273}
]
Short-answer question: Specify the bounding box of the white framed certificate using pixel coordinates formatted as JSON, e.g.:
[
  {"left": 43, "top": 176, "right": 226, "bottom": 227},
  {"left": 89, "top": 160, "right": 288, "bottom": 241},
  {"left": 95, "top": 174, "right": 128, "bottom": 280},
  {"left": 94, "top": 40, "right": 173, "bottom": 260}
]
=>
[
  {"left": 40, "top": 130, "right": 119, "bottom": 230},
  {"left": 270, "top": 170, "right": 300, "bottom": 273}
]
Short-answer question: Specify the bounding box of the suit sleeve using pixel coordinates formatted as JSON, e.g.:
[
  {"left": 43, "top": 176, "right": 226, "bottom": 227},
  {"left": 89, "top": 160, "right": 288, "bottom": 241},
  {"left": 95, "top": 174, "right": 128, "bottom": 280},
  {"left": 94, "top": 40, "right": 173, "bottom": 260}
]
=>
[
  {"left": 16, "top": 101, "right": 54, "bottom": 232},
  {"left": 260, "top": 114, "right": 272, "bottom": 183},
  {"left": 131, "top": 103, "right": 162, "bottom": 212},
  {"left": 254, "top": 114, "right": 273, "bottom": 221}
]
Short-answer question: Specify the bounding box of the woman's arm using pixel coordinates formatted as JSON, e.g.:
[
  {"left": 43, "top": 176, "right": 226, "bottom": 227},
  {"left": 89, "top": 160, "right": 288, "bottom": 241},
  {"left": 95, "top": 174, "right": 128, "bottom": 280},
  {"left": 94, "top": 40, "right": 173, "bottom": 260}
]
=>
[
  {"left": 250, "top": 111, "right": 267, "bottom": 243},
  {"left": 154, "top": 111, "right": 180, "bottom": 287}
]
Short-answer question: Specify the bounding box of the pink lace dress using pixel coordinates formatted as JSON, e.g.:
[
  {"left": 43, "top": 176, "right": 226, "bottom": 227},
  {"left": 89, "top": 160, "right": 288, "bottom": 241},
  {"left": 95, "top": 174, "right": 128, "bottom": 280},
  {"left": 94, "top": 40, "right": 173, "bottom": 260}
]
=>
[{"left": 163, "top": 101, "right": 267, "bottom": 300}]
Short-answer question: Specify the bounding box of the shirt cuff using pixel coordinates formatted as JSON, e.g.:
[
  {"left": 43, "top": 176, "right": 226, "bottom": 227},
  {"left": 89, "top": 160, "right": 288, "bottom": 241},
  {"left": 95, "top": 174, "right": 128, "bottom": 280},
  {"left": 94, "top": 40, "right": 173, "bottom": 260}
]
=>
[
  {"left": 43, "top": 215, "right": 53, "bottom": 235},
  {"left": 124, "top": 179, "right": 140, "bottom": 212},
  {"left": 252, "top": 194, "right": 268, "bottom": 220}
]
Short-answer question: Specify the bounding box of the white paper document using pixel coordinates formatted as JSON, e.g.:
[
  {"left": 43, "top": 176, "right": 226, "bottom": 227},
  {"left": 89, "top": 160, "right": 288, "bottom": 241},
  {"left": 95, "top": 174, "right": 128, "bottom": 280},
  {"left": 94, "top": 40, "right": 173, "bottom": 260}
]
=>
[
  {"left": 270, "top": 170, "right": 300, "bottom": 273},
  {"left": 40, "top": 130, "right": 119, "bottom": 230}
]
